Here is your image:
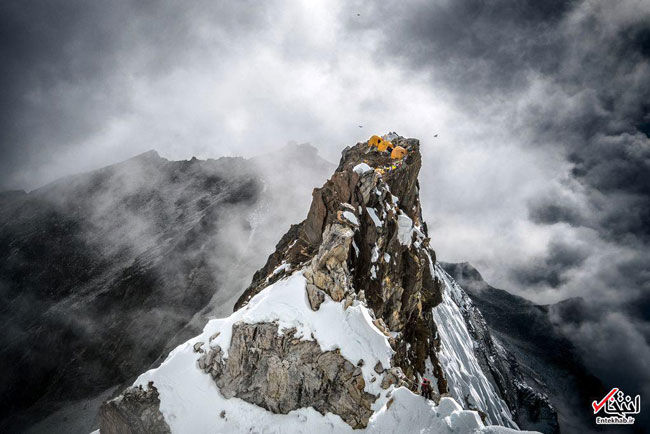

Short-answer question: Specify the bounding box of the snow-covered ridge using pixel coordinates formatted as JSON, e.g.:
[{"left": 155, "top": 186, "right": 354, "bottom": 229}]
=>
[{"left": 128, "top": 271, "right": 534, "bottom": 433}]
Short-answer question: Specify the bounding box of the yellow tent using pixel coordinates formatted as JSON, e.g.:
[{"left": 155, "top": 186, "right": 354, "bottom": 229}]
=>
[
  {"left": 390, "top": 145, "right": 407, "bottom": 160},
  {"left": 378, "top": 140, "right": 393, "bottom": 152},
  {"left": 368, "top": 135, "right": 382, "bottom": 147}
]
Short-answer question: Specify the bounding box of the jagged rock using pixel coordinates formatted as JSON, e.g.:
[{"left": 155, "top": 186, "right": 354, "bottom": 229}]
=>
[
  {"left": 102, "top": 134, "right": 559, "bottom": 433},
  {"left": 99, "top": 382, "right": 170, "bottom": 434},
  {"left": 199, "top": 322, "right": 375, "bottom": 428},
  {"left": 380, "top": 367, "right": 405, "bottom": 390},
  {"left": 236, "top": 137, "right": 446, "bottom": 387},
  {"left": 305, "top": 284, "right": 325, "bottom": 310},
  {"left": 344, "top": 294, "right": 354, "bottom": 310},
  {"left": 303, "top": 223, "right": 354, "bottom": 302}
]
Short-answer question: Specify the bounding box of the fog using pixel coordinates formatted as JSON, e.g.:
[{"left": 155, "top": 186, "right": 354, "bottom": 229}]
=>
[{"left": 1, "top": 0, "right": 648, "bottom": 418}]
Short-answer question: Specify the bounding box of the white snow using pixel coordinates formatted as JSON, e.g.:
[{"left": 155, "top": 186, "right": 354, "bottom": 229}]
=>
[
  {"left": 272, "top": 262, "right": 290, "bottom": 276},
  {"left": 430, "top": 259, "right": 518, "bottom": 429},
  {"left": 365, "top": 388, "right": 532, "bottom": 434},
  {"left": 370, "top": 246, "right": 379, "bottom": 263},
  {"left": 126, "top": 269, "right": 535, "bottom": 433},
  {"left": 132, "top": 273, "right": 394, "bottom": 430},
  {"left": 383, "top": 253, "right": 390, "bottom": 264},
  {"left": 367, "top": 208, "right": 383, "bottom": 227},
  {"left": 353, "top": 163, "right": 373, "bottom": 175},
  {"left": 396, "top": 212, "right": 414, "bottom": 245},
  {"left": 342, "top": 211, "right": 359, "bottom": 226}
]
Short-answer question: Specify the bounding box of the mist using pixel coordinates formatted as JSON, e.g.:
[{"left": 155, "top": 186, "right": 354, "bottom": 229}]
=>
[{"left": 1, "top": 0, "right": 648, "bottom": 424}]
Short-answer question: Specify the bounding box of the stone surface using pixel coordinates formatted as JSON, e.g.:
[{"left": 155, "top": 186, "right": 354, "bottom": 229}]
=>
[
  {"left": 305, "top": 284, "right": 325, "bottom": 311},
  {"left": 235, "top": 137, "right": 446, "bottom": 388},
  {"left": 99, "top": 382, "right": 170, "bottom": 434},
  {"left": 198, "top": 322, "right": 376, "bottom": 428}
]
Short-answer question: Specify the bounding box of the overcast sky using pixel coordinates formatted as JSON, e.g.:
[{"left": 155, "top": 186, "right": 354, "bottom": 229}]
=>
[{"left": 1, "top": 0, "right": 649, "bottom": 401}]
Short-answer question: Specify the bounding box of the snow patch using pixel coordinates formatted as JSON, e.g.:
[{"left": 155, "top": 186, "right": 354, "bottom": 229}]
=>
[
  {"left": 367, "top": 208, "right": 383, "bottom": 227},
  {"left": 397, "top": 213, "right": 414, "bottom": 245},
  {"left": 353, "top": 163, "right": 373, "bottom": 175},
  {"left": 371, "top": 246, "right": 379, "bottom": 263},
  {"left": 272, "top": 262, "right": 290, "bottom": 276},
  {"left": 342, "top": 211, "right": 359, "bottom": 226}
]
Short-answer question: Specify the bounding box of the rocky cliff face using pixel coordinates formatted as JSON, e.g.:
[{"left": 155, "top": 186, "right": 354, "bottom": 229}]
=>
[
  {"left": 234, "top": 137, "right": 445, "bottom": 388},
  {"left": 100, "top": 135, "right": 558, "bottom": 433}
]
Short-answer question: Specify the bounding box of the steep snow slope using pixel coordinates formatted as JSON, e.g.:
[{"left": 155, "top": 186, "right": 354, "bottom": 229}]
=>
[
  {"left": 441, "top": 262, "right": 604, "bottom": 433},
  {"left": 431, "top": 264, "right": 515, "bottom": 427}
]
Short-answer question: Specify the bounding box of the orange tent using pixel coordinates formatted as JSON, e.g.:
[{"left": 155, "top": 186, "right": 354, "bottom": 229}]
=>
[
  {"left": 390, "top": 145, "right": 407, "bottom": 160},
  {"left": 378, "top": 140, "right": 393, "bottom": 152},
  {"left": 368, "top": 135, "right": 382, "bottom": 147}
]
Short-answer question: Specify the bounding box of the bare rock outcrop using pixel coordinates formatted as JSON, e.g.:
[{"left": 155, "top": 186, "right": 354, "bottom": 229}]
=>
[
  {"left": 304, "top": 223, "right": 355, "bottom": 303},
  {"left": 235, "top": 136, "right": 446, "bottom": 386},
  {"left": 198, "top": 322, "right": 376, "bottom": 428},
  {"left": 99, "top": 382, "right": 170, "bottom": 434}
]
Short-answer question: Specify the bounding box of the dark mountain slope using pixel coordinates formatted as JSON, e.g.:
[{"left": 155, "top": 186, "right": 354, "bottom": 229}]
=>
[{"left": 0, "top": 145, "right": 333, "bottom": 433}]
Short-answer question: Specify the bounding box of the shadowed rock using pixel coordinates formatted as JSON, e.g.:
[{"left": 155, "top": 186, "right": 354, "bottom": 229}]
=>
[{"left": 99, "top": 382, "right": 170, "bottom": 434}]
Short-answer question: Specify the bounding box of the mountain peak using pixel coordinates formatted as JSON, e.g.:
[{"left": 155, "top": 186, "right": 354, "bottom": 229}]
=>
[
  {"left": 100, "top": 134, "right": 550, "bottom": 433},
  {"left": 133, "top": 149, "right": 162, "bottom": 161},
  {"left": 234, "top": 135, "right": 431, "bottom": 315}
]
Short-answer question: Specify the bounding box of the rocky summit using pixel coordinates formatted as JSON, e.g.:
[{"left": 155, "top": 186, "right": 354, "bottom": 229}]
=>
[{"left": 100, "top": 135, "right": 558, "bottom": 433}]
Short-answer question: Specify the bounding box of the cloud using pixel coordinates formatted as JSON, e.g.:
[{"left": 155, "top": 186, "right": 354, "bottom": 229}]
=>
[
  {"left": 1, "top": 0, "right": 649, "bottom": 419},
  {"left": 511, "top": 238, "right": 589, "bottom": 288}
]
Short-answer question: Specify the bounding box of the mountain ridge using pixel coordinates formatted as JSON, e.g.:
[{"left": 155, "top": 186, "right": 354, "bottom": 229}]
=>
[
  {"left": 0, "top": 143, "right": 334, "bottom": 433},
  {"left": 99, "top": 135, "right": 558, "bottom": 433}
]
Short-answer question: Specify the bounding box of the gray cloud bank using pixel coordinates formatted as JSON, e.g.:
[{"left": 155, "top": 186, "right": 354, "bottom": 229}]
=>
[{"left": 1, "top": 0, "right": 649, "bottom": 418}]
